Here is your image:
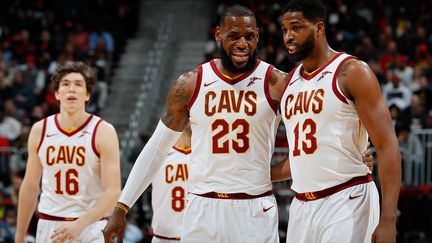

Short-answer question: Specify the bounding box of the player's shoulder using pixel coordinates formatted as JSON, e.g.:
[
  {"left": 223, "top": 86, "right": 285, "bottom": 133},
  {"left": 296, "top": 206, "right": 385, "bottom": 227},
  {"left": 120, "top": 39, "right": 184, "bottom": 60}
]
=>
[
  {"left": 30, "top": 118, "right": 46, "bottom": 134},
  {"left": 339, "top": 56, "right": 371, "bottom": 77},
  {"left": 94, "top": 119, "right": 117, "bottom": 136}
]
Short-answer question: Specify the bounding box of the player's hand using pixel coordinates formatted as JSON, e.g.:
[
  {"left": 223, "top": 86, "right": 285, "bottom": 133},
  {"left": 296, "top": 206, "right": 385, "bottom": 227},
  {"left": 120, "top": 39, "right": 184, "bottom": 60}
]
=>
[
  {"left": 103, "top": 206, "right": 128, "bottom": 243},
  {"left": 362, "top": 143, "right": 374, "bottom": 171},
  {"left": 50, "top": 220, "right": 85, "bottom": 243},
  {"left": 371, "top": 218, "right": 397, "bottom": 243}
]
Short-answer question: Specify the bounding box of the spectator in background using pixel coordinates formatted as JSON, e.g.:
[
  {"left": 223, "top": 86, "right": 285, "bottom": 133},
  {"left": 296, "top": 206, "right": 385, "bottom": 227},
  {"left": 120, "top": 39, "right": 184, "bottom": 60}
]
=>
[
  {"left": 399, "top": 94, "right": 428, "bottom": 130},
  {"left": 0, "top": 102, "right": 22, "bottom": 141},
  {"left": 10, "top": 71, "right": 36, "bottom": 113},
  {"left": 397, "top": 124, "right": 424, "bottom": 186},
  {"left": 382, "top": 70, "right": 412, "bottom": 110},
  {"left": 413, "top": 75, "right": 432, "bottom": 111},
  {"left": 89, "top": 21, "right": 114, "bottom": 56},
  {"left": 413, "top": 43, "right": 432, "bottom": 78},
  {"left": 393, "top": 55, "right": 413, "bottom": 87}
]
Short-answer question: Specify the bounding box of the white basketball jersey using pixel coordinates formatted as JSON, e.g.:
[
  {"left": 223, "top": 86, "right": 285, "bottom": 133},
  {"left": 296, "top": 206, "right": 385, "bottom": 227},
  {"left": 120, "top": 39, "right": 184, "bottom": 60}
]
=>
[
  {"left": 281, "top": 53, "right": 370, "bottom": 193},
  {"left": 188, "top": 59, "right": 280, "bottom": 194},
  {"left": 151, "top": 146, "right": 190, "bottom": 239},
  {"left": 37, "top": 114, "right": 103, "bottom": 217}
]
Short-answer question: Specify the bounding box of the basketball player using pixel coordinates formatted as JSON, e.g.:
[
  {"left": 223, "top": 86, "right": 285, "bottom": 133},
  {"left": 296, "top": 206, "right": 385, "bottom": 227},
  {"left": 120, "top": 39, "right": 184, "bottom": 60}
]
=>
[
  {"left": 150, "top": 125, "right": 191, "bottom": 242},
  {"left": 273, "top": 0, "right": 401, "bottom": 242},
  {"left": 103, "top": 5, "right": 376, "bottom": 243},
  {"left": 15, "top": 62, "right": 121, "bottom": 243}
]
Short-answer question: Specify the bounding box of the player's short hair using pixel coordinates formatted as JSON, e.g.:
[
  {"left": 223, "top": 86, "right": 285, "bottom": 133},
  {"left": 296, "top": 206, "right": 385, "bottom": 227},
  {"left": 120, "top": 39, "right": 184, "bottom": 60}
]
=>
[
  {"left": 51, "top": 61, "right": 96, "bottom": 94},
  {"left": 220, "top": 5, "right": 256, "bottom": 27},
  {"left": 283, "top": 0, "right": 327, "bottom": 23}
]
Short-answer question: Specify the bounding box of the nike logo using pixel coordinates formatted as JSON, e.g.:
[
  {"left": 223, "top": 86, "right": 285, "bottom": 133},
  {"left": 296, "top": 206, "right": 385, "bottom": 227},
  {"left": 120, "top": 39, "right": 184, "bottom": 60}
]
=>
[
  {"left": 204, "top": 80, "right": 218, "bottom": 87},
  {"left": 263, "top": 205, "right": 274, "bottom": 212},
  {"left": 288, "top": 77, "right": 300, "bottom": 86},
  {"left": 46, "top": 133, "right": 58, "bottom": 137},
  {"left": 349, "top": 194, "right": 362, "bottom": 200}
]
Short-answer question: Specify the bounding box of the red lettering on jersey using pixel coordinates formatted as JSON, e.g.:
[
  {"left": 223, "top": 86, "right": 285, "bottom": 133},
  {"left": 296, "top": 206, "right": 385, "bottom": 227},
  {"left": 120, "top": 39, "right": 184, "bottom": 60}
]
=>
[
  {"left": 312, "top": 89, "right": 324, "bottom": 113},
  {"left": 244, "top": 91, "right": 257, "bottom": 115},
  {"left": 205, "top": 91, "right": 217, "bottom": 116},
  {"left": 46, "top": 145, "right": 86, "bottom": 166},
  {"left": 65, "top": 146, "right": 76, "bottom": 164},
  {"left": 46, "top": 145, "right": 56, "bottom": 165},
  {"left": 56, "top": 146, "right": 67, "bottom": 164},
  {"left": 165, "top": 164, "right": 174, "bottom": 183},
  {"left": 206, "top": 90, "right": 257, "bottom": 116},
  {"left": 76, "top": 147, "right": 86, "bottom": 166},
  {"left": 284, "top": 89, "right": 324, "bottom": 120},
  {"left": 284, "top": 94, "right": 295, "bottom": 120},
  {"left": 302, "top": 90, "right": 315, "bottom": 113},
  {"left": 230, "top": 90, "right": 244, "bottom": 113},
  {"left": 293, "top": 92, "right": 303, "bottom": 116},
  {"left": 175, "top": 164, "right": 188, "bottom": 181},
  {"left": 165, "top": 163, "right": 189, "bottom": 183},
  {"left": 218, "top": 90, "right": 232, "bottom": 113}
]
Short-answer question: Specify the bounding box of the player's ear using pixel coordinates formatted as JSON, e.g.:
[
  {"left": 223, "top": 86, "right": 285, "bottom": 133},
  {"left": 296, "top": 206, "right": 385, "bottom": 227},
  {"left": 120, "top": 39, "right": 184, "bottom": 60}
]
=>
[
  {"left": 215, "top": 26, "right": 222, "bottom": 43},
  {"left": 315, "top": 21, "right": 325, "bottom": 37}
]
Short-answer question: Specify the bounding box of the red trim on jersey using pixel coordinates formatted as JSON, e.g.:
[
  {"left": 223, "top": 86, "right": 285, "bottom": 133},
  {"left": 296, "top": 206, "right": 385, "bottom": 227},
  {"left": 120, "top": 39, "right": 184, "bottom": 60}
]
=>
[
  {"left": 294, "top": 174, "right": 372, "bottom": 201},
  {"left": 172, "top": 146, "right": 191, "bottom": 154},
  {"left": 37, "top": 212, "right": 107, "bottom": 221},
  {"left": 300, "top": 52, "right": 345, "bottom": 80},
  {"left": 280, "top": 66, "right": 298, "bottom": 97},
  {"left": 153, "top": 234, "right": 180, "bottom": 241},
  {"left": 54, "top": 113, "right": 94, "bottom": 137},
  {"left": 187, "top": 65, "right": 203, "bottom": 110},
  {"left": 264, "top": 65, "right": 278, "bottom": 115},
  {"left": 194, "top": 190, "right": 272, "bottom": 200},
  {"left": 332, "top": 56, "right": 357, "bottom": 104},
  {"left": 36, "top": 118, "right": 47, "bottom": 153},
  {"left": 92, "top": 118, "right": 104, "bottom": 158},
  {"left": 209, "top": 59, "right": 261, "bottom": 85}
]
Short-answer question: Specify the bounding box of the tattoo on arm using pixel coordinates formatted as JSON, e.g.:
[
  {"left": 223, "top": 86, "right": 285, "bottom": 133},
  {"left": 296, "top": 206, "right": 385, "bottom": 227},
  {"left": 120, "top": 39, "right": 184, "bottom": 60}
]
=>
[
  {"left": 161, "top": 70, "right": 195, "bottom": 128},
  {"left": 338, "top": 60, "right": 354, "bottom": 79}
]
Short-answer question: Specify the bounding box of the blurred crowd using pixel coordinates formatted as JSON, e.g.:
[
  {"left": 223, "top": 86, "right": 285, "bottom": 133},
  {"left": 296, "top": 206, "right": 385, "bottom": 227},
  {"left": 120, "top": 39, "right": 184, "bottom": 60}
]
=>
[{"left": 0, "top": 0, "right": 139, "bottom": 241}]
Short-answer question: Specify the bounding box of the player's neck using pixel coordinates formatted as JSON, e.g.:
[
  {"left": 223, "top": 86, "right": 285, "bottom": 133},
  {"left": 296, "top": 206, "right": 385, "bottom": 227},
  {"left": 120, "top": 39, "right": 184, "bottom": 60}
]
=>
[
  {"left": 216, "top": 59, "right": 245, "bottom": 79},
  {"left": 302, "top": 45, "right": 337, "bottom": 73},
  {"left": 57, "top": 110, "right": 91, "bottom": 131}
]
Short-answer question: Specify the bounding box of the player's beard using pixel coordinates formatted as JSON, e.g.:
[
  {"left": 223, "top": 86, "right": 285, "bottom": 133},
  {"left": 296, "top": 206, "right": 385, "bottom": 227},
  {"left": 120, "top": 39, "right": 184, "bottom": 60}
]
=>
[
  {"left": 219, "top": 45, "right": 258, "bottom": 75},
  {"left": 287, "top": 30, "right": 315, "bottom": 63}
]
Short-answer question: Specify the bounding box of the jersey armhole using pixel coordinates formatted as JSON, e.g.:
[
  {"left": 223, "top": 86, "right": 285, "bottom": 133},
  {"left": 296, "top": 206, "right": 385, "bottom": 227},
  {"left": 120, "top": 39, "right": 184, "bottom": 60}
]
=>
[
  {"left": 91, "top": 118, "right": 104, "bottom": 158},
  {"left": 187, "top": 64, "right": 203, "bottom": 110},
  {"left": 332, "top": 56, "right": 358, "bottom": 104},
  {"left": 36, "top": 118, "right": 47, "bottom": 153},
  {"left": 264, "top": 65, "right": 278, "bottom": 115}
]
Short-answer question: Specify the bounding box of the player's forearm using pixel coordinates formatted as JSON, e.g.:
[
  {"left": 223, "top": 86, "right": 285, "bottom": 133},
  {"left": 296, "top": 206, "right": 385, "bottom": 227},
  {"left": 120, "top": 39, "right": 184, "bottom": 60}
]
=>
[
  {"left": 16, "top": 184, "right": 39, "bottom": 236},
  {"left": 271, "top": 158, "right": 291, "bottom": 182},
  {"left": 77, "top": 188, "right": 121, "bottom": 227},
  {"left": 119, "top": 120, "right": 182, "bottom": 207},
  {"left": 377, "top": 145, "right": 401, "bottom": 220}
]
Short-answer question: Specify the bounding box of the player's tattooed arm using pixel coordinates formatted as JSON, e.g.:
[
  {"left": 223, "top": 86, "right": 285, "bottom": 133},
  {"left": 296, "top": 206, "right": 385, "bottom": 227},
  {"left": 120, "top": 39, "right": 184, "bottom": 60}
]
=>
[
  {"left": 161, "top": 69, "right": 197, "bottom": 131},
  {"left": 268, "top": 68, "right": 290, "bottom": 107}
]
